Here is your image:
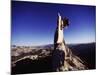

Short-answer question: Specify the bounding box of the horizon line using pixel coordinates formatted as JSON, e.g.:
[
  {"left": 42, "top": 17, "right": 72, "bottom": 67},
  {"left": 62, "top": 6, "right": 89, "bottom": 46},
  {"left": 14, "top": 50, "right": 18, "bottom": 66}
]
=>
[{"left": 11, "top": 41, "right": 96, "bottom": 46}]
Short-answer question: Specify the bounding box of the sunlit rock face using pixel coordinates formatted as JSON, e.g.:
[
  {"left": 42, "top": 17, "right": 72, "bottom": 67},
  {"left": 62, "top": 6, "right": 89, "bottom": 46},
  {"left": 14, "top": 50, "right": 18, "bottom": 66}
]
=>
[
  {"left": 11, "top": 42, "right": 95, "bottom": 74},
  {"left": 52, "top": 43, "right": 87, "bottom": 71}
]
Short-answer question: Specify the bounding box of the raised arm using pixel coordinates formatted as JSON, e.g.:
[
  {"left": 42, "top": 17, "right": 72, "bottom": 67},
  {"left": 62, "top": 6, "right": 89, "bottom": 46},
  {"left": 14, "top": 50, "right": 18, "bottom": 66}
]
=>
[
  {"left": 57, "top": 13, "right": 62, "bottom": 30},
  {"left": 57, "top": 13, "right": 64, "bottom": 43}
]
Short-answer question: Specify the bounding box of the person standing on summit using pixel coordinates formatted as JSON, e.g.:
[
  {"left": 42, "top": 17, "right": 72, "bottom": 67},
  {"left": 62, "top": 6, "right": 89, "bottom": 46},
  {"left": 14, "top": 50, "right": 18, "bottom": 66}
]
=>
[
  {"left": 52, "top": 13, "right": 69, "bottom": 71},
  {"left": 52, "top": 13, "right": 87, "bottom": 72}
]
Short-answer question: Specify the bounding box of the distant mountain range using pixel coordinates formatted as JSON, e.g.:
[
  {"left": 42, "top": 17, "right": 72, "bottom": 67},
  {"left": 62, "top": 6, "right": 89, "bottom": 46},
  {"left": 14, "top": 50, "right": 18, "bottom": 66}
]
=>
[
  {"left": 12, "top": 42, "right": 95, "bottom": 48},
  {"left": 31, "top": 42, "right": 96, "bottom": 50}
]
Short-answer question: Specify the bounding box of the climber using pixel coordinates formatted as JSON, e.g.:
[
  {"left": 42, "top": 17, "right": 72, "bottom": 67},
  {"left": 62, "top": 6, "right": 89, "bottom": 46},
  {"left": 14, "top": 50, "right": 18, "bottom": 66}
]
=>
[{"left": 52, "top": 13, "right": 69, "bottom": 71}]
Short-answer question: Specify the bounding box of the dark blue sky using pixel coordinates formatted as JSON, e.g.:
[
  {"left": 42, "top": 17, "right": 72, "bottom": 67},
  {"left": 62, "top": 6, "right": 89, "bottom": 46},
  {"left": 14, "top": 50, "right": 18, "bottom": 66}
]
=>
[{"left": 11, "top": 1, "right": 96, "bottom": 46}]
